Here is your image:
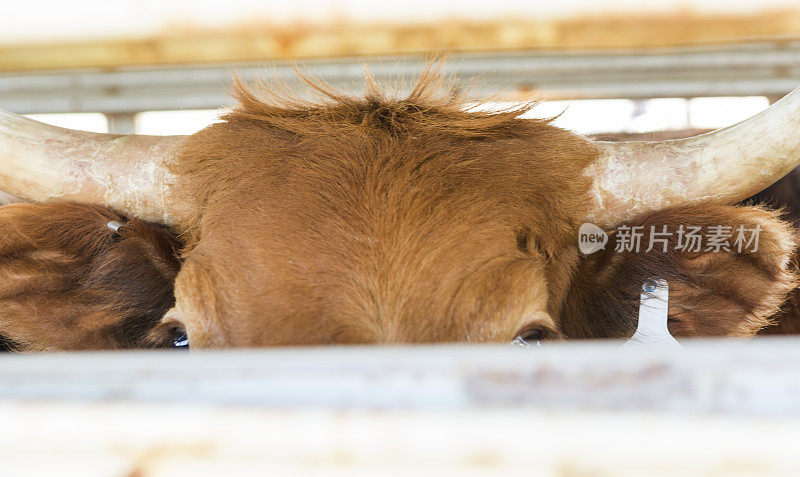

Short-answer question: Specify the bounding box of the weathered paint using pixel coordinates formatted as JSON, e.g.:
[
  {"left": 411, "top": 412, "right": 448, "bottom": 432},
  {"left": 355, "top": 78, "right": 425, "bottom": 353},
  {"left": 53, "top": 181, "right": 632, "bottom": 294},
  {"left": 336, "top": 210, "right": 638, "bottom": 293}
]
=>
[{"left": 2, "top": 340, "right": 800, "bottom": 475}]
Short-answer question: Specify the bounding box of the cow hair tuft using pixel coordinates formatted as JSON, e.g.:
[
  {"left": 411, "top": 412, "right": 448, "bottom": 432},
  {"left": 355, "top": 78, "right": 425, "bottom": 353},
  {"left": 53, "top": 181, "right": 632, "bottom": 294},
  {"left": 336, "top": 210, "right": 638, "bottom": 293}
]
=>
[{"left": 227, "top": 61, "right": 543, "bottom": 139}]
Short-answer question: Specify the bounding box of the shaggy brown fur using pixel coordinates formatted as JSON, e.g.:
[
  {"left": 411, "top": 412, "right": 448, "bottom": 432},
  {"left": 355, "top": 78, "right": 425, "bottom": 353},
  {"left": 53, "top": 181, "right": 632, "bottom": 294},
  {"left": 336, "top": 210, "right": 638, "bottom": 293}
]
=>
[
  {"left": 1, "top": 66, "right": 798, "bottom": 348},
  {"left": 166, "top": 67, "right": 597, "bottom": 346},
  {"left": 562, "top": 204, "right": 798, "bottom": 338},
  {"left": 0, "top": 202, "right": 180, "bottom": 351},
  {"left": 599, "top": 132, "right": 800, "bottom": 336},
  {"left": 747, "top": 168, "right": 800, "bottom": 334},
  {"left": 160, "top": 66, "right": 799, "bottom": 347},
  {"left": 758, "top": 238, "right": 800, "bottom": 335},
  {"left": 760, "top": 287, "right": 800, "bottom": 334}
]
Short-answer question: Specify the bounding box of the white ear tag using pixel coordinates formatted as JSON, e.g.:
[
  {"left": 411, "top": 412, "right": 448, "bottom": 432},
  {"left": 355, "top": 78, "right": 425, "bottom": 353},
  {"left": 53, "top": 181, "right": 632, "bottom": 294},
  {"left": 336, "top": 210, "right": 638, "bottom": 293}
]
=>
[{"left": 620, "top": 278, "right": 681, "bottom": 348}]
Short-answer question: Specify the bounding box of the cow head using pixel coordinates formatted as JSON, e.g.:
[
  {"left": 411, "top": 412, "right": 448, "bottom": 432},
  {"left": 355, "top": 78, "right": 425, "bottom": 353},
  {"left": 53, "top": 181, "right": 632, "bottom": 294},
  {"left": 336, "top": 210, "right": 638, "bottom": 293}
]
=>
[{"left": 0, "top": 68, "right": 798, "bottom": 349}]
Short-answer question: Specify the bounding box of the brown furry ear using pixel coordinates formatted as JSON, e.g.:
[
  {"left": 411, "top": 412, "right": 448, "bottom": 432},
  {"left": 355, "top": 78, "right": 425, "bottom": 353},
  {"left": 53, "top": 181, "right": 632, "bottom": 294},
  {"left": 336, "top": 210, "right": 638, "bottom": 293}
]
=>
[
  {"left": 758, "top": 244, "right": 800, "bottom": 335},
  {"left": 759, "top": 285, "right": 800, "bottom": 335},
  {"left": 561, "top": 204, "right": 798, "bottom": 339},
  {"left": 0, "top": 202, "right": 182, "bottom": 351}
]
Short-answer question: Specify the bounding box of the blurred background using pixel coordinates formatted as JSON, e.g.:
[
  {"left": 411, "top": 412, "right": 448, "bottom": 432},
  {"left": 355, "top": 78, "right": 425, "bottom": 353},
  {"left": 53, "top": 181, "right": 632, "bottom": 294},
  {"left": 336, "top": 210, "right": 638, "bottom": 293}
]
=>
[{"left": 2, "top": 0, "right": 800, "bottom": 138}]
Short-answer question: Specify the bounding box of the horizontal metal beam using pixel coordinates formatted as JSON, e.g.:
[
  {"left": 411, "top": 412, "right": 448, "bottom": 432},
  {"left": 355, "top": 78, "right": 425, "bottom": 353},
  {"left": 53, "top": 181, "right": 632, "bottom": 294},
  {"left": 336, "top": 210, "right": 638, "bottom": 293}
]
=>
[
  {"left": 4, "top": 338, "right": 800, "bottom": 475},
  {"left": 1, "top": 41, "right": 800, "bottom": 115},
  {"left": 2, "top": 403, "right": 799, "bottom": 476},
  {"left": 2, "top": 337, "right": 800, "bottom": 415},
  {"left": 3, "top": 3, "right": 800, "bottom": 73}
]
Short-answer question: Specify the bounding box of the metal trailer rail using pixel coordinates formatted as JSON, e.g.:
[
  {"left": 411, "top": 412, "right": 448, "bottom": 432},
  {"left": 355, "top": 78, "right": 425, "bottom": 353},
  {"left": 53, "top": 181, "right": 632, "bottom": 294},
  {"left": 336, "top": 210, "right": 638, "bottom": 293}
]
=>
[
  {"left": 2, "top": 40, "right": 800, "bottom": 133},
  {"left": 1, "top": 339, "right": 800, "bottom": 476}
]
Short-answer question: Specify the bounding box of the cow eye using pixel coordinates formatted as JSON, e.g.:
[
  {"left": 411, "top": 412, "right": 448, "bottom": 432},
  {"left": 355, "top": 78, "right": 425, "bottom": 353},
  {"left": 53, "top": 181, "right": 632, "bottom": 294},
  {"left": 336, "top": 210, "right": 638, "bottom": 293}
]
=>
[
  {"left": 172, "top": 327, "right": 189, "bottom": 349},
  {"left": 512, "top": 327, "right": 546, "bottom": 347}
]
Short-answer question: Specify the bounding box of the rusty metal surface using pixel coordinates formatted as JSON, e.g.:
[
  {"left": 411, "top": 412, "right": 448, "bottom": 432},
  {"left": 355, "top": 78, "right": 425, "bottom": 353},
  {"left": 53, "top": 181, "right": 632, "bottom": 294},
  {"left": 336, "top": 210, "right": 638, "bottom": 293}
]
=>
[
  {"left": 1, "top": 338, "right": 799, "bottom": 415},
  {"left": 2, "top": 2, "right": 800, "bottom": 72}
]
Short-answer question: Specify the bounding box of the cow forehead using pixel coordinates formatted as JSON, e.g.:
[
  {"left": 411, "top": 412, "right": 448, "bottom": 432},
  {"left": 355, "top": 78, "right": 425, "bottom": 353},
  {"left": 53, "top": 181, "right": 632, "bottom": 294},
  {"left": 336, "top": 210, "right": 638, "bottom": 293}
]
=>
[
  {"left": 181, "top": 123, "right": 593, "bottom": 276},
  {"left": 168, "top": 104, "right": 598, "bottom": 346},
  {"left": 174, "top": 117, "right": 598, "bottom": 238}
]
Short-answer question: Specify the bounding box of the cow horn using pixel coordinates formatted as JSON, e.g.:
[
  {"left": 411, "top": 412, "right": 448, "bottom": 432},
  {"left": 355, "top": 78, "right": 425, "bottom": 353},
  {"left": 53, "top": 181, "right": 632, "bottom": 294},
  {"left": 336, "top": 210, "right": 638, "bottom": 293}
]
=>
[
  {"left": 0, "top": 109, "right": 187, "bottom": 225},
  {"left": 586, "top": 86, "right": 800, "bottom": 226}
]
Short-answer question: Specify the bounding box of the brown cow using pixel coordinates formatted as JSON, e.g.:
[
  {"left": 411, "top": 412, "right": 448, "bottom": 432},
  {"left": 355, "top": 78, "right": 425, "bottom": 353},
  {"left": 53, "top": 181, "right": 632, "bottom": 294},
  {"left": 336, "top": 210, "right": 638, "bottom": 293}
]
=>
[{"left": 1, "top": 67, "right": 799, "bottom": 350}]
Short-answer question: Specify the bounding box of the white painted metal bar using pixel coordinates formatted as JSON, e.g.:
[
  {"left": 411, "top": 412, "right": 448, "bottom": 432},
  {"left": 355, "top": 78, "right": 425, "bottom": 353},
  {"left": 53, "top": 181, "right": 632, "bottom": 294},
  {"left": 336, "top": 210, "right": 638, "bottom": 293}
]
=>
[
  {"left": 1, "top": 338, "right": 798, "bottom": 415},
  {"left": 2, "top": 41, "right": 800, "bottom": 115},
  {"left": 3, "top": 339, "right": 800, "bottom": 476},
  {"left": 2, "top": 404, "right": 800, "bottom": 477},
  {"left": 105, "top": 111, "right": 137, "bottom": 134}
]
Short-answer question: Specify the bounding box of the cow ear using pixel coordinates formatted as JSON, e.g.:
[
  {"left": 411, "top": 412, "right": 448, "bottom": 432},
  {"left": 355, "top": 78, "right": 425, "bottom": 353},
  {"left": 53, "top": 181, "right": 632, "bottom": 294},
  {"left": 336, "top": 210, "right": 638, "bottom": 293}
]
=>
[
  {"left": 560, "top": 204, "right": 798, "bottom": 339},
  {"left": 0, "top": 202, "right": 182, "bottom": 351}
]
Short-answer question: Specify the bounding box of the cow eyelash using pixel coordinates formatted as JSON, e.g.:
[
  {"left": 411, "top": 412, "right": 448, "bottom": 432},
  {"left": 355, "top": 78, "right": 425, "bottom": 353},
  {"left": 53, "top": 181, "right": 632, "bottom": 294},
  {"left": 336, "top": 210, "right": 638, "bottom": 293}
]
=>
[
  {"left": 512, "top": 327, "right": 548, "bottom": 347},
  {"left": 171, "top": 327, "right": 189, "bottom": 349}
]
